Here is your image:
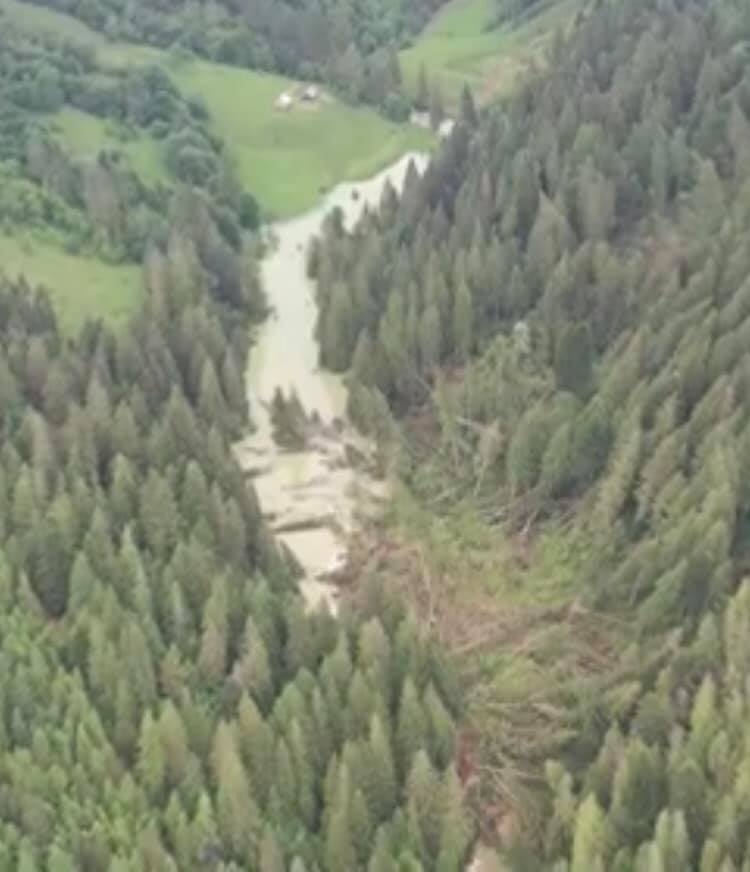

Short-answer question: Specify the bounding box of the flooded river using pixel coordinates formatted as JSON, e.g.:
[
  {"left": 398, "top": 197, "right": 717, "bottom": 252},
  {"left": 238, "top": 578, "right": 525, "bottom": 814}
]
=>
[{"left": 235, "top": 152, "right": 429, "bottom": 611}]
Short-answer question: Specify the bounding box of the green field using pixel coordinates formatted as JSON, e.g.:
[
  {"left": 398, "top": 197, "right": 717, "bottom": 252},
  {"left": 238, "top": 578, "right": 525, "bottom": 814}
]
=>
[
  {"left": 0, "top": 0, "right": 571, "bottom": 326},
  {"left": 400, "top": 0, "right": 581, "bottom": 106},
  {"left": 0, "top": 0, "right": 103, "bottom": 42},
  {"left": 171, "top": 61, "right": 433, "bottom": 217},
  {"left": 52, "top": 108, "right": 165, "bottom": 185},
  {"left": 1, "top": 0, "right": 434, "bottom": 218},
  {"left": 0, "top": 235, "right": 143, "bottom": 333}
]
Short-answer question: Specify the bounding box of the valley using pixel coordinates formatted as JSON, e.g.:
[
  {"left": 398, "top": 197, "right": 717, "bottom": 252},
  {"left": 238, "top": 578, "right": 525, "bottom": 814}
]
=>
[{"left": 3, "top": 0, "right": 741, "bottom": 869}]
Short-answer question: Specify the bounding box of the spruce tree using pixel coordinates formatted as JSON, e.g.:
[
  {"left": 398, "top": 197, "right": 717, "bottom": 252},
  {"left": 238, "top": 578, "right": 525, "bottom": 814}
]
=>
[{"left": 555, "top": 322, "right": 593, "bottom": 398}]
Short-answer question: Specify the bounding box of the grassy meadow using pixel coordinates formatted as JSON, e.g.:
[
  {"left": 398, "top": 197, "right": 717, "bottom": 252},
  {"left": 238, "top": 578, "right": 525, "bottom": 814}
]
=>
[
  {"left": 0, "top": 0, "right": 103, "bottom": 42},
  {"left": 52, "top": 108, "right": 165, "bottom": 185},
  {"left": 172, "top": 61, "right": 433, "bottom": 217},
  {"left": 1, "top": 0, "right": 433, "bottom": 218},
  {"left": 400, "top": 0, "right": 582, "bottom": 107},
  {"left": 0, "top": 0, "right": 434, "bottom": 329},
  {"left": 0, "top": 0, "right": 573, "bottom": 328},
  {"left": 0, "top": 234, "right": 143, "bottom": 334}
]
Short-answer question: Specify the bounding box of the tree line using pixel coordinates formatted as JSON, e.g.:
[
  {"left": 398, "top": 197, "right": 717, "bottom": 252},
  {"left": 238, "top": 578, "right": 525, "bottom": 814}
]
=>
[
  {"left": 0, "top": 103, "right": 471, "bottom": 864},
  {"left": 0, "top": 22, "right": 259, "bottom": 266},
  {"left": 22, "top": 0, "right": 448, "bottom": 117}
]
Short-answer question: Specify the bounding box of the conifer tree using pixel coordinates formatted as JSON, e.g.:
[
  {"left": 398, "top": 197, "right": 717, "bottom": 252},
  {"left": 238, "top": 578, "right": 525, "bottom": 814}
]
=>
[
  {"left": 571, "top": 794, "right": 608, "bottom": 872},
  {"left": 555, "top": 322, "right": 593, "bottom": 398},
  {"left": 453, "top": 280, "right": 473, "bottom": 363},
  {"left": 259, "top": 825, "right": 285, "bottom": 872}
]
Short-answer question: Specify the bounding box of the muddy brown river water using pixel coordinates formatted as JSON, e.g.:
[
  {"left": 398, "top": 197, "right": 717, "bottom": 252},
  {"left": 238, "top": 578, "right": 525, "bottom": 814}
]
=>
[{"left": 234, "top": 152, "right": 430, "bottom": 611}]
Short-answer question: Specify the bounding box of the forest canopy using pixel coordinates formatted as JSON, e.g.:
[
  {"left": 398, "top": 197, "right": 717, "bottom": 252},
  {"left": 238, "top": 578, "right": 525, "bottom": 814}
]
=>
[
  {"left": 0, "top": 21, "right": 259, "bottom": 267},
  {"left": 311, "top": 0, "right": 750, "bottom": 866},
  {"left": 4, "top": 0, "right": 750, "bottom": 867}
]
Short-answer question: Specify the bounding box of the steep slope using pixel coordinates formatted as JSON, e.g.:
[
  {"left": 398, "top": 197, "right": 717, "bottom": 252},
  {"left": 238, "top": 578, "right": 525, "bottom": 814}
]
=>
[
  {"left": 312, "top": 0, "right": 750, "bottom": 865},
  {"left": 400, "top": 0, "right": 583, "bottom": 107},
  {"left": 0, "top": 230, "right": 469, "bottom": 870},
  {"left": 0, "top": 16, "right": 259, "bottom": 330},
  {"left": 7, "top": 0, "right": 442, "bottom": 115}
]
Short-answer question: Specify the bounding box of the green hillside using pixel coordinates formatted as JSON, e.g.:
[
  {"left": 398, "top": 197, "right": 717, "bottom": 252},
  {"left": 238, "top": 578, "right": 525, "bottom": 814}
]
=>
[
  {"left": 0, "top": 0, "right": 434, "bottom": 218},
  {"left": 0, "top": 235, "right": 143, "bottom": 333},
  {"left": 52, "top": 109, "right": 165, "bottom": 185},
  {"left": 2, "top": 0, "right": 750, "bottom": 870},
  {"left": 400, "top": 0, "right": 582, "bottom": 106},
  {"left": 314, "top": 0, "right": 750, "bottom": 865},
  {"left": 0, "top": 0, "right": 433, "bottom": 329},
  {"left": 168, "top": 60, "right": 433, "bottom": 218}
]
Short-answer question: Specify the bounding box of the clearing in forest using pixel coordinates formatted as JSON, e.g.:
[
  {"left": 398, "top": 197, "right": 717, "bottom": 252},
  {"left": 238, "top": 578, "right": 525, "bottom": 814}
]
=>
[
  {"left": 52, "top": 109, "right": 165, "bottom": 186},
  {"left": 0, "top": 0, "right": 433, "bottom": 218},
  {"left": 170, "top": 60, "right": 433, "bottom": 218},
  {"left": 0, "top": 235, "right": 143, "bottom": 334},
  {"left": 0, "top": 0, "right": 433, "bottom": 329},
  {"left": 400, "top": 0, "right": 583, "bottom": 107}
]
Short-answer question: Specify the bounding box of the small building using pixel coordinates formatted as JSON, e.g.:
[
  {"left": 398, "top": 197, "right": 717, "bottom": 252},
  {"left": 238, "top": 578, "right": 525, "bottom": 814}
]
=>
[
  {"left": 302, "top": 85, "right": 320, "bottom": 102},
  {"left": 275, "top": 91, "right": 293, "bottom": 110}
]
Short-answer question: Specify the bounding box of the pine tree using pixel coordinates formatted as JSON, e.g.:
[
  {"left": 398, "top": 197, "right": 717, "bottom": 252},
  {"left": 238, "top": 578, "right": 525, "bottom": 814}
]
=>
[
  {"left": 429, "top": 82, "right": 445, "bottom": 131},
  {"left": 419, "top": 304, "right": 442, "bottom": 373},
  {"left": 259, "top": 825, "right": 285, "bottom": 872},
  {"left": 425, "top": 684, "right": 456, "bottom": 768},
  {"left": 139, "top": 471, "right": 179, "bottom": 557},
  {"left": 453, "top": 280, "right": 473, "bottom": 363},
  {"left": 571, "top": 794, "right": 608, "bottom": 872},
  {"left": 369, "top": 827, "right": 398, "bottom": 872},
  {"left": 406, "top": 750, "right": 441, "bottom": 863},
  {"left": 47, "top": 843, "right": 76, "bottom": 872},
  {"left": 160, "top": 700, "right": 191, "bottom": 787},
  {"left": 237, "top": 694, "right": 275, "bottom": 807},
  {"left": 460, "top": 85, "right": 478, "bottom": 127},
  {"left": 363, "top": 713, "right": 397, "bottom": 821},
  {"left": 396, "top": 678, "right": 428, "bottom": 777},
  {"left": 351, "top": 787, "right": 374, "bottom": 864},
  {"left": 436, "top": 767, "right": 472, "bottom": 871},
  {"left": 137, "top": 710, "right": 166, "bottom": 801},
  {"left": 325, "top": 765, "right": 356, "bottom": 872},
  {"left": 198, "top": 358, "right": 228, "bottom": 429},
  {"left": 610, "top": 740, "right": 666, "bottom": 847},
  {"left": 555, "top": 322, "right": 593, "bottom": 398},
  {"left": 113, "top": 679, "right": 138, "bottom": 760},
  {"left": 322, "top": 282, "right": 355, "bottom": 371},
  {"left": 214, "top": 723, "right": 261, "bottom": 862}
]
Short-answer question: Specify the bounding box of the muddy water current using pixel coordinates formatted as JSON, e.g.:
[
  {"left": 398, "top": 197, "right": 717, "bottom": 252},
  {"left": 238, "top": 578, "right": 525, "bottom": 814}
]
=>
[{"left": 234, "top": 153, "right": 429, "bottom": 611}]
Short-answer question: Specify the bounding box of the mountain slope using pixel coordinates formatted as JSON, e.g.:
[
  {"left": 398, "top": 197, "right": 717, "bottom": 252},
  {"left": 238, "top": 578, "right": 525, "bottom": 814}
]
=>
[{"left": 312, "top": 0, "right": 750, "bottom": 865}]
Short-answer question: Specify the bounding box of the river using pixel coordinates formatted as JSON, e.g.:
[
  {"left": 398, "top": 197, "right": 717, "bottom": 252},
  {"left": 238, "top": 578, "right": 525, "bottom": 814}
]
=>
[
  {"left": 232, "top": 141, "right": 498, "bottom": 872},
  {"left": 234, "top": 152, "right": 430, "bottom": 612}
]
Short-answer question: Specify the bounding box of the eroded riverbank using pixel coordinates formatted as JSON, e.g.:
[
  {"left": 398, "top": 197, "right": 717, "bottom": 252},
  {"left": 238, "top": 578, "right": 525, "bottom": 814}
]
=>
[{"left": 234, "top": 152, "right": 429, "bottom": 611}]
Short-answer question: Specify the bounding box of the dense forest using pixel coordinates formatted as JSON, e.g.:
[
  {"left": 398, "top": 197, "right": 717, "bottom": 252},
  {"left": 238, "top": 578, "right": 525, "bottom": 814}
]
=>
[
  {"left": 0, "top": 220, "right": 470, "bottom": 867},
  {"left": 0, "top": 20, "right": 259, "bottom": 266},
  {"left": 20, "top": 0, "right": 442, "bottom": 116},
  {"left": 312, "top": 0, "right": 750, "bottom": 866},
  {"left": 0, "top": 17, "right": 469, "bottom": 867},
  {"left": 5, "top": 0, "right": 750, "bottom": 867}
]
